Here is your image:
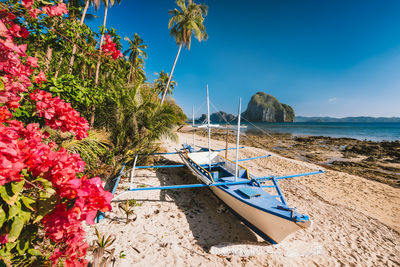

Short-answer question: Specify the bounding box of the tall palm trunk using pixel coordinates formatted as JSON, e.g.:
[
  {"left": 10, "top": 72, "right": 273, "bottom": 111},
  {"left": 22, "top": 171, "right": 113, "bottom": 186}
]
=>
[
  {"left": 128, "top": 65, "right": 134, "bottom": 83},
  {"left": 95, "top": 7, "right": 108, "bottom": 85},
  {"left": 44, "top": 46, "right": 53, "bottom": 72},
  {"left": 129, "top": 55, "right": 137, "bottom": 84},
  {"left": 160, "top": 43, "right": 182, "bottom": 105},
  {"left": 68, "top": 0, "right": 90, "bottom": 74},
  {"left": 54, "top": 54, "right": 64, "bottom": 78},
  {"left": 90, "top": 5, "right": 108, "bottom": 128}
]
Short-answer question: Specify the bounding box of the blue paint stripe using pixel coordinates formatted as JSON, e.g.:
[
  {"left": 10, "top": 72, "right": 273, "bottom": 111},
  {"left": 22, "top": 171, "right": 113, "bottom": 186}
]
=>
[
  {"left": 256, "top": 170, "right": 325, "bottom": 181},
  {"left": 237, "top": 154, "right": 271, "bottom": 162},
  {"left": 111, "top": 164, "right": 126, "bottom": 194},
  {"left": 213, "top": 146, "right": 245, "bottom": 152},
  {"left": 271, "top": 176, "right": 287, "bottom": 206},
  {"left": 136, "top": 146, "right": 246, "bottom": 156},
  {"left": 135, "top": 164, "right": 186, "bottom": 169},
  {"left": 134, "top": 163, "right": 223, "bottom": 169},
  {"left": 128, "top": 179, "right": 257, "bottom": 191},
  {"left": 95, "top": 164, "right": 126, "bottom": 223}
]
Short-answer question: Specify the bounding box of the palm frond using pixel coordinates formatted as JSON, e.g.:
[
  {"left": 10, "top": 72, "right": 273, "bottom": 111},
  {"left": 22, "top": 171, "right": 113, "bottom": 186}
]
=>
[{"left": 61, "top": 130, "right": 113, "bottom": 169}]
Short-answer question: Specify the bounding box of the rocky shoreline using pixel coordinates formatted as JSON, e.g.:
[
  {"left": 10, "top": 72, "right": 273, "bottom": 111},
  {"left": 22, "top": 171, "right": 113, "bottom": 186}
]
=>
[{"left": 185, "top": 128, "right": 400, "bottom": 188}]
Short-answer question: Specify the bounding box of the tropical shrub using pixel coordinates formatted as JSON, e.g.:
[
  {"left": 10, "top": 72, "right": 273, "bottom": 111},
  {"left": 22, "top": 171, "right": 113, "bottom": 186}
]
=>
[{"left": 0, "top": 2, "right": 114, "bottom": 266}]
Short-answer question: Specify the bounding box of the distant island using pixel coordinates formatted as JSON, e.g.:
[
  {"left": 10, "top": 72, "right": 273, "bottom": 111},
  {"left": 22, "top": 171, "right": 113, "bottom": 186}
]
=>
[
  {"left": 242, "top": 92, "right": 295, "bottom": 122},
  {"left": 192, "top": 92, "right": 295, "bottom": 123},
  {"left": 296, "top": 116, "right": 400, "bottom": 123},
  {"left": 190, "top": 93, "right": 400, "bottom": 124}
]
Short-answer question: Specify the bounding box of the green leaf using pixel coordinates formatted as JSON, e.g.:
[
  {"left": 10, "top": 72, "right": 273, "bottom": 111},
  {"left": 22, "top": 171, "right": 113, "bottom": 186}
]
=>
[
  {"left": 8, "top": 212, "right": 31, "bottom": 242},
  {"left": 11, "top": 181, "right": 25, "bottom": 196},
  {"left": 16, "top": 239, "right": 29, "bottom": 254},
  {"left": 8, "top": 201, "right": 21, "bottom": 221},
  {"left": 21, "top": 196, "right": 36, "bottom": 211},
  {"left": 0, "top": 206, "right": 5, "bottom": 229},
  {"left": 34, "top": 193, "right": 58, "bottom": 224},
  {"left": 0, "top": 185, "right": 14, "bottom": 205},
  {"left": 5, "top": 241, "right": 17, "bottom": 251},
  {"left": 34, "top": 177, "right": 55, "bottom": 195},
  {"left": 27, "top": 248, "right": 42, "bottom": 256},
  {"left": 0, "top": 181, "right": 24, "bottom": 206},
  {"left": 0, "top": 78, "right": 4, "bottom": 91}
]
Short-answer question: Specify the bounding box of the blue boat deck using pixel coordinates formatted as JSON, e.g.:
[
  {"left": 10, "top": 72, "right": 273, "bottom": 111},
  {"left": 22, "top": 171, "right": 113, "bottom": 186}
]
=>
[{"left": 201, "top": 164, "right": 305, "bottom": 222}]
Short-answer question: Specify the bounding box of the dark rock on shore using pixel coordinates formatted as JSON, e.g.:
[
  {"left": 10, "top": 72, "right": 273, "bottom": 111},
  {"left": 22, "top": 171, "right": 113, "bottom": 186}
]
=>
[
  {"left": 242, "top": 92, "right": 295, "bottom": 122},
  {"left": 196, "top": 111, "right": 236, "bottom": 123},
  {"left": 210, "top": 111, "right": 236, "bottom": 123}
]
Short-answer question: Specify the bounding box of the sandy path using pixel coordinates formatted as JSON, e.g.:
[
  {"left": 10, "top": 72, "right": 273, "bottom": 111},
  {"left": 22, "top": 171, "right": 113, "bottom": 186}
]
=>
[{"left": 85, "top": 132, "right": 400, "bottom": 266}]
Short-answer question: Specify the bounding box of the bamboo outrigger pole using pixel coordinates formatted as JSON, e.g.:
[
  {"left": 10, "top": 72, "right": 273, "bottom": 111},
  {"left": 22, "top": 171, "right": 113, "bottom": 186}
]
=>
[
  {"left": 129, "top": 155, "right": 138, "bottom": 190},
  {"left": 225, "top": 126, "right": 229, "bottom": 159},
  {"left": 127, "top": 170, "right": 325, "bottom": 192}
]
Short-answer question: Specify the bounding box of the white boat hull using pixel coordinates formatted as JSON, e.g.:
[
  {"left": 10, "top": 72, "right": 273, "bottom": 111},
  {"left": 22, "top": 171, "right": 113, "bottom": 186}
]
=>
[
  {"left": 178, "top": 150, "right": 310, "bottom": 243},
  {"left": 210, "top": 186, "right": 303, "bottom": 243}
]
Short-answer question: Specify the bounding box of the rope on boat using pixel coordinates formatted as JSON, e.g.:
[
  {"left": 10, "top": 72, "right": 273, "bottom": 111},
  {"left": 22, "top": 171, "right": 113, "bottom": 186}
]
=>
[{"left": 204, "top": 99, "right": 326, "bottom": 172}]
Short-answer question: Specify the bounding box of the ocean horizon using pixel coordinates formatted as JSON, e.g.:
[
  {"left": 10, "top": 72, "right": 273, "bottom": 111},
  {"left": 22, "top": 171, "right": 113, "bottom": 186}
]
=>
[{"left": 239, "top": 122, "right": 400, "bottom": 142}]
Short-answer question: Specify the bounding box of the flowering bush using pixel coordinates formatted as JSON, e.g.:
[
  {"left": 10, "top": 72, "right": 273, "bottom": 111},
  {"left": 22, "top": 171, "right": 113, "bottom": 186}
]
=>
[
  {"left": 101, "top": 34, "right": 123, "bottom": 59},
  {"left": 0, "top": 1, "right": 113, "bottom": 266}
]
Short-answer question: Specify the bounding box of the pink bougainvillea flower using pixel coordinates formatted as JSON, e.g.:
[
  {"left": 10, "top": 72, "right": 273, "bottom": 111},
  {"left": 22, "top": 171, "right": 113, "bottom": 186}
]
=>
[
  {"left": 0, "top": 234, "right": 8, "bottom": 244},
  {"left": 34, "top": 71, "right": 46, "bottom": 85},
  {"left": 0, "top": 20, "right": 8, "bottom": 36},
  {"left": 42, "top": 2, "right": 68, "bottom": 17},
  {"left": 0, "top": 106, "right": 12, "bottom": 122},
  {"left": 21, "top": 0, "right": 35, "bottom": 10},
  {"left": 29, "top": 8, "right": 42, "bottom": 19},
  {"left": 101, "top": 34, "right": 123, "bottom": 59},
  {"left": 0, "top": 5, "right": 112, "bottom": 265},
  {"left": 30, "top": 90, "right": 89, "bottom": 139},
  {"left": 26, "top": 56, "right": 39, "bottom": 68}
]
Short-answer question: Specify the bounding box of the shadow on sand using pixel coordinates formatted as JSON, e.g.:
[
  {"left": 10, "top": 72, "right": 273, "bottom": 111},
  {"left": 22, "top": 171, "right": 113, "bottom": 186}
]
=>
[{"left": 153, "top": 159, "right": 265, "bottom": 249}]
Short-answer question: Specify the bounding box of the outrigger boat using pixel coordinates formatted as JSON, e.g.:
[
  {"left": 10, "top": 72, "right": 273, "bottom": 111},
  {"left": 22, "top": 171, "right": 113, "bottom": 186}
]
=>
[{"left": 97, "top": 86, "right": 324, "bottom": 244}]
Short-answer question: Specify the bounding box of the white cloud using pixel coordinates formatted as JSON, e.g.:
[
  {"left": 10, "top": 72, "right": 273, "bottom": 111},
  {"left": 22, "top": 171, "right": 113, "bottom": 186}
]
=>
[{"left": 328, "top": 97, "right": 337, "bottom": 103}]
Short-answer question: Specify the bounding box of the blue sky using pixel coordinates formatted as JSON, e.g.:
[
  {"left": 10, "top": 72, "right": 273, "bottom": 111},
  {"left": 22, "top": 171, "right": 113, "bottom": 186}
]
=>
[{"left": 86, "top": 0, "right": 400, "bottom": 118}]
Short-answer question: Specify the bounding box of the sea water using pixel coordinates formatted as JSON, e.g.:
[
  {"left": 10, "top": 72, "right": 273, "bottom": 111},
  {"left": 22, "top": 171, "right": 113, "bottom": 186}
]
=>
[{"left": 241, "top": 122, "right": 400, "bottom": 142}]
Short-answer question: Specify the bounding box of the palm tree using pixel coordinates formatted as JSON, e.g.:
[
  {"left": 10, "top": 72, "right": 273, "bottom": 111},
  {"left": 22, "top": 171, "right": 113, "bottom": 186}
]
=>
[
  {"left": 123, "top": 33, "right": 148, "bottom": 84},
  {"left": 94, "top": 0, "right": 120, "bottom": 83},
  {"left": 160, "top": 0, "right": 208, "bottom": 105},
  {"left": 68, "top": 0, "right": 100, "bottom": 73},
  {"left": 90, "top": 0, "right": 121, "bottom": 128},
  {"left": 154, "top": 71, "right": 177, "bottom": 96}
]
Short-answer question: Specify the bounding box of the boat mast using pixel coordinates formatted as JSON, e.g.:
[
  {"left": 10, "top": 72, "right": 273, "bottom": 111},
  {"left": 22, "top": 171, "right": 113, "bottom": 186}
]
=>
[
  {"left": 192, "top": 104, "right": 195, "bottom": 148},
  {"left": 207, "top": 85, "right": 212, "bottom": 171},
  {"left": 235, "top": 98, "right": 242, "bottom": 181},
  {"left": 225, "top": 126, "right": 229, "bottom": 159}
]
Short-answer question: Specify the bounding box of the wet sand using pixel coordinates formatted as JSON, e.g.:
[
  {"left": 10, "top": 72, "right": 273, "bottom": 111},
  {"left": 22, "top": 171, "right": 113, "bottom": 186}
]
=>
[{"left": 85, "top": 132, "right": 400, "bottom": 266}]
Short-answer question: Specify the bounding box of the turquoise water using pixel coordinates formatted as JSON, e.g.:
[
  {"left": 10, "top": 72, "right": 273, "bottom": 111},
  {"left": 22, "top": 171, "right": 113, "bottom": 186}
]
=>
[{"left": 241, "top": 122, "right": 400, "bottom": 141}]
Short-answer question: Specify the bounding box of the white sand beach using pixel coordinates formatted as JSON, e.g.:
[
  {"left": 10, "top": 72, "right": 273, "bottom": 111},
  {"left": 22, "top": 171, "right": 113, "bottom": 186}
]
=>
[{"left": 85, "top": 132, "right": 400, "bottom": 266}]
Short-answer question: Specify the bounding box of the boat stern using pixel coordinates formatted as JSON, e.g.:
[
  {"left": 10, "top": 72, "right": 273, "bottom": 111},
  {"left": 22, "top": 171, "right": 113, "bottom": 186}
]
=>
[{"left": 293, "top": 214, "right": 312, "bottom": 229}]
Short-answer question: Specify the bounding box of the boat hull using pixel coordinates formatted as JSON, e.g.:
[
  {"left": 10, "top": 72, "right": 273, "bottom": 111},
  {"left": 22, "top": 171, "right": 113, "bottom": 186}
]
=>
[
  {"left": 210, "top": 185, "right": 302, "bottom": 243},
  {"left": 178, "top": 150, "right": 309, "bottom": 243}
]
